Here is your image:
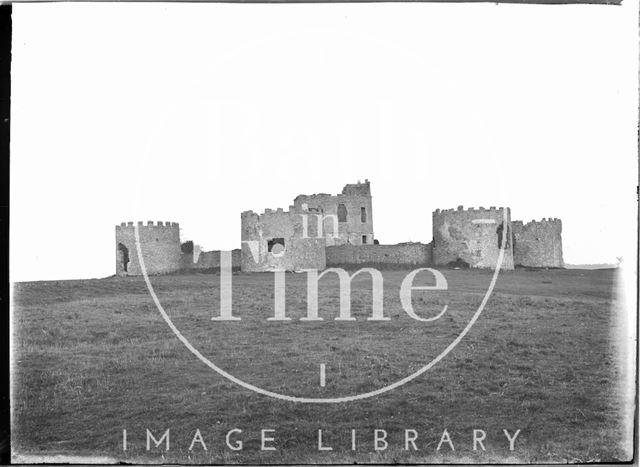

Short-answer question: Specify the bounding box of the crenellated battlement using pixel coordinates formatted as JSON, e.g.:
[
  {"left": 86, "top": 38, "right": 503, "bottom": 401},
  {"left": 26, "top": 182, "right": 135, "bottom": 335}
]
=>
[
  {"left": 115, "top": 220, "right": 183, "bottom": 276},
  {"left": 516, "top": 218, "right": 562, "bottom": 228},
  {"left": 431, "top": 205, "right": 514, "bottom": 270},
  {"left": 295, "top": 193, "right": 331, "bottom": 199},
  {"left": 433, "top": 206, "right": 509, "bottom": 216},
  {"left": 116, "top": 220, "right": 179, "bottom": 230},
  {"left": 241, "top": 206, "right": 300, "bottom": 219}
]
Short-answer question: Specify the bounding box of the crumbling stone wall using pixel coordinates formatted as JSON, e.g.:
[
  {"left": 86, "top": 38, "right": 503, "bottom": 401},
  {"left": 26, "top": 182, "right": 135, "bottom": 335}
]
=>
[
  {"left": 432, "top": 206, "right": 515, "bottom": 270},
  {"left": 115, "top": 221, "right": 182, "bottom": 276},
  {"left": 241, "top": 207, "right": 326, "bottom": 272},
  {"left": 512, "top": 218, "right": 563, "bottom": 268},
  {"left": 293, "top": 179, "right": 374, "bottom": 246},
  {"left": 185, "top": 249, "right": 242, "bottom": 270},
  {"left": 326, "top": 242, "right": 432, "bottom": 267}
]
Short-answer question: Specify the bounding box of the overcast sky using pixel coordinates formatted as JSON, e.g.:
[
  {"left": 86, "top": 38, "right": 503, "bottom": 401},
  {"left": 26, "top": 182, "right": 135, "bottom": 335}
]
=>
[{"left": 10, "top": 1, "right": 638, "bottom": 282}]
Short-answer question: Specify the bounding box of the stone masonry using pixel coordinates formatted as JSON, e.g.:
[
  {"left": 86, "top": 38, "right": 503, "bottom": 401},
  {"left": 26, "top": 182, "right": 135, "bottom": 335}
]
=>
[
  {"left": 116, "top": 180, "right": 564, "bottom": 274},
  {"left": 115, "top": 221, "right": 182, "bottom": 276},
  {"left": 512, "top": 218, "right": 564, "bottom": 268},
  {"left": 240, "top": 207, "right": 326, "bottom": 272},
  {"left": 432, "top": 206, "right": 515, "bottom": 270},
  {"left": 326, "top": 242, "right": 432, "bottom": 267},
  {"left": 293, "top": 180, "right": 374, "bottom": 246}
]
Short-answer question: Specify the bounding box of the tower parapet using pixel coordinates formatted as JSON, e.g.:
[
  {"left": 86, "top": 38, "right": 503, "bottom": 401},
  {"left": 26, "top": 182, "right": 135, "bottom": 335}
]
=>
[
  {"left": 341, "top": 179, "right": 371, "bottom": 196},
  {"left": 432, "top": 206, "right": 514, "bottom": 270},
  {"left": 115, "top": 221, "right": 182, "bottom": 276}
]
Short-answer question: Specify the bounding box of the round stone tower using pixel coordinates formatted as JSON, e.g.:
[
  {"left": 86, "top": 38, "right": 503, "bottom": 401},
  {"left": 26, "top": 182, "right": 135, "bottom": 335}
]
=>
[
  {"left": 432, "top": 206, "right": 514, "bottom": 270},
  {"left": 511, "top": 218, "right": 563, "bottom": 268},
  {"left": 115, "top": 221, "right": 182, "bottom": 276}
]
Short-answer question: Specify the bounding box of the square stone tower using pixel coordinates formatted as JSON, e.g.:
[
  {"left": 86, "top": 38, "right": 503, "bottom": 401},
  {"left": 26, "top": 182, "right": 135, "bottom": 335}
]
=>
[{"left": 293, "top": 179, "right": 374, "bottom": 246}]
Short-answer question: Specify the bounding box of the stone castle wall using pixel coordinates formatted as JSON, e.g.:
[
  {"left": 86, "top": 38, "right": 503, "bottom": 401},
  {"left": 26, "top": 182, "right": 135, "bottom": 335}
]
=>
[
  {"left": 240, "top": 208, "right": 326, "bottom": 272},
  {"left": 512, "top": 218, "right": 563, "bottom": 268},
  {"left": 293, "top": 180, "right": 374, "bottom": 246},
  {"left": 181, "top": 248, "right": 242, "bottom": 270},
  {"left": 196, "top": 249, "right": 242, "bottom": 269},
  {"left": 116, "top": 221, "right": 182, "bottom": 276},
  {"left": 116, "top": 179, "right": 564, "bottom": 275},
  {"left": 326, "top": 242, "right": 432, "bottom": 267},
  {"left": 432, "top": 206, "right": 515, "bottom": 270}
]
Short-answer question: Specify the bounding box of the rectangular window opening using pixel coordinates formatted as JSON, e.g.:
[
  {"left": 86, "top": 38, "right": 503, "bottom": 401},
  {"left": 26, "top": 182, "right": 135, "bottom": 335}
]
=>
[{"left": 337, "top": 203, "right": 347, "bottom": 222}]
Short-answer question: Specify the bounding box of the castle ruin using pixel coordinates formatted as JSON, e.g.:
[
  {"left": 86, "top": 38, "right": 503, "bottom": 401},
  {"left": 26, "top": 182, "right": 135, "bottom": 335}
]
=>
[
  {"left": 115, "top": 221, "right": 241, "bottom": 276},
  {"left": 432, "top": 206, "right": 515, "bottom": 270},
  {"left": 240, "top": 208, "right": 326, "bottom": 272},
  {"left": 115, "top": 180, "right": 563, "bottom": 276},
  {"left": 116, "top": 221, "right": 182, "bottom": 276},
  {"left": 238, "top": 180, "right": 374, "bottom": 272},
  {"left": 292, "top": 180, "right": 374, "bottom": 246},
  {"left": 512, "top": 218, "right": 564, "bottom": 268}
]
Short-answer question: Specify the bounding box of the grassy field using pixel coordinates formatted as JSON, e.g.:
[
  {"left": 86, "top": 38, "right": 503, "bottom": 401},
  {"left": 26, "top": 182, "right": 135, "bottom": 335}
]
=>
[{"left": 11, "top": 268, "right": 633, "bottom": 463}]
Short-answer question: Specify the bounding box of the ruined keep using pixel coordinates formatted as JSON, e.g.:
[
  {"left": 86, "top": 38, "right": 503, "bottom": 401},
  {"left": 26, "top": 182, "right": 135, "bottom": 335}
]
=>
[
  {"left": 238, "top": 180, "right": 373, "bottom": 272},
  {"left": 512, "top": 218, "right": 564, "bottom": 268},
  {"left": 116, "top": 221, "right": 183, "bottom": 276},
  {"left": 432, "top": 207, "right": 515, "bottom": 270},
  {"left": 293, "top": 179, "right": 374, "bottom": 246}
]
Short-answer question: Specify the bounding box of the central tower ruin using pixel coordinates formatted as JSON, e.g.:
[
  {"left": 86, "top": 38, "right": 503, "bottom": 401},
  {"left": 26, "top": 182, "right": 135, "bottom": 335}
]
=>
[
  {"left": 240, "top": 180, "right": 374, "bottom": 272},
  {"left": 293, "top": 179, "right": 374, "bottom": 246}
]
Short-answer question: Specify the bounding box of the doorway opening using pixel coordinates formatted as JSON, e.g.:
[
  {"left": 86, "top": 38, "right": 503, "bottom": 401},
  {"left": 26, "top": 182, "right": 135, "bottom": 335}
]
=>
[{"left": 117, "top": 243, "right": 130, "bottom": 273}]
